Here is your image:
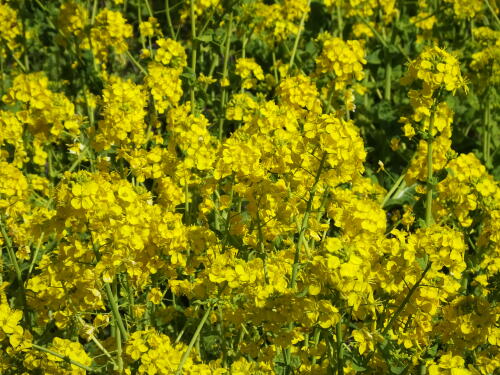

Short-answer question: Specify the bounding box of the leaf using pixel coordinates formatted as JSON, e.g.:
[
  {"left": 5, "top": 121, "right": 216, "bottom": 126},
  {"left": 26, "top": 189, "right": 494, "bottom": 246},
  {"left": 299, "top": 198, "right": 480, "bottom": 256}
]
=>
[
  {"left": 390, "top": 365, "right": 407, "bottom": 374},
  {"left": 349, "top": 362, "right": 367, "bottom": 371},
  {"left": 196, "top": 34, "right": 213, "bottom": 43},
  {"left": 366, "top": 49, "right": 382, "bottom": 65},
  {"left": 376, "top": 100, "right": 398, "bottom": 122},
  {"left": 181, "top": 70, "right": 197, "bottom": 84},
  {"left": 384, "top": 184, "right": 417, "bottom": 208}
]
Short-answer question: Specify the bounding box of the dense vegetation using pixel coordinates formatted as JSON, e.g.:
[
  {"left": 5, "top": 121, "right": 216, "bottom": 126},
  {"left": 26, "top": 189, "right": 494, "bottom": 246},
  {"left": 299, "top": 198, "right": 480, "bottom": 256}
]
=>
[{"left": 0, "top": 0, "right": 499, "bottom": 374}]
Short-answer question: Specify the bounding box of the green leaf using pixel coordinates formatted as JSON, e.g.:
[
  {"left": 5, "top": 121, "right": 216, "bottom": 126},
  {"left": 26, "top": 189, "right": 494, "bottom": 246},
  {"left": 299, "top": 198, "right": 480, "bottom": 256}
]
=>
[
  {"left": 349, "top": 362, "right": 367, "bottom": 371},
  {"left": 196, "top": 34, "right": 213, "bottom": 43},
  {"left": 390, "top": 365, "right": 407, "bottom": 374},
  {"left": 376, "top": 100, "right": 398, "bottom": 122},
  {"left": 367, "top": 49, "right": 382, "bottom": 65}
]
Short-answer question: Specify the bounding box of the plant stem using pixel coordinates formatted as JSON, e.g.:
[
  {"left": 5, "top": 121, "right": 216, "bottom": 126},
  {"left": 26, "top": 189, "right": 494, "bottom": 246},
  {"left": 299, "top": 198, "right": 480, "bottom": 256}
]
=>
[
  {"left": 336, "top": 320, "right": 344, "bottom": 375},
  {"left": 77, "top": 316, "right": 118, "bottom": 367},
  {"left": 32, "top": 344, "right": 94, "bottom": 372},
  {"left": 363, "top": 261, "right": 431, "bottom": 368},
  {"left": 484, "top": 0, "right": 500, "bottom": 27},
  {"left": 0, "top": 219, "right": 23, "bottom": 286},
  {"left": 27, "top": 232, "right": 44, "bottom": 279},
  {"left": 483, "top": 91, "right": 492, "bottom": 167},
  {"left": 190, "top": 0, "right": 197, "bottom": 111},
  {"left": 175, "top": 305, "right": 213, "bottom": 375},
  {"left": 256, "top": 209, "right": 270, "bottom": 284},
  {"left": 425, "top": 108, "right": 436, "bottom": 227},
  {"left": 272, "top": 50, "right": 279, "bottom": 82},
  {"left": 383, "top": 262, "right": 431, "bottom": 337},
  {"left": 218, "top": 12, "right": 233, "bottom": 140},
  {"left": 284, "top": 152, "right": 327, "bottom": 373},
  {"left": 380, "top": 171, "right": 406, "bottom": 208},
  {"left": 184, "top": 179, "right": 190, "bottom": 225},
  {"left": 165, "top": 0, "right": 176, "bottom": 38},
  {"left": 385, "top": 59, "right": 392, "bottom": 101},
  {"left": 143, "top": 0, "right": 153, "bottom": 17},
  {"left": 336, "top": 1, "right": 343, "bottom": 37},
  {"left": 0, "top": 217, "right": 33, "bottom": 326},
  {"left": 125, "top": 50, "right": 148, "bottom": 75},
  {"left": 290, "top": 152, "right": 327, "bottom": 290},
  {"left": 104, "top": 282, "right": 129, "bottom": 341},
  {"left": 358, "top": 16, "right": 410, "bottom": 61},
  {"left": 3, "top": 41, "right": 26, "bottom": 72},
  {"left": 289, "top": 0, "right": 312, "bottom": 69},
  {"left": 90, "top": 0, "right": 98, "bottom": 25},
  {"left": 90, "top": 238, "right": 129, "bottom": 342},
  {"left": 116, "top": 326, "right": 124, "bottom": 373}
]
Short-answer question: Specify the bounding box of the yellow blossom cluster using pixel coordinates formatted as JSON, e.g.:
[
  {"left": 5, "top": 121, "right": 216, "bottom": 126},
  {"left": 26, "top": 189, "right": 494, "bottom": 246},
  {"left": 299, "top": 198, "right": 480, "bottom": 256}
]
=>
[
  {"left": 94, "top": 77, "right": 147, "bottom": 150},
  {"left": 235, "top": 58, "right": 265, "bottom": 89},
  {"left": 247, "top": 0, "right": 311, "bottom": 43},
  {"left": 0, "top": 2, "right": 22, "bottom": 55},
  {"left": 83, "top": 8, "right": 133, "bottom": 63},
  {"left": 58, "top": 1, "right": 87, "bottom": 39},
  {"left": 401, "top": 46, "right": 467, "bottom": 95},
  {"left": 316, "top": 36, "right": 366, "bottom": 90}
]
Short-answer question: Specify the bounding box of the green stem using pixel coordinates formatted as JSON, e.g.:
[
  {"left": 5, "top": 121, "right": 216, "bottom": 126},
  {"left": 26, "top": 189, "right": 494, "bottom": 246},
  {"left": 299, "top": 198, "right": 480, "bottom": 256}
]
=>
[
  {"left": 218, "top": 12, "right": 233, "bottom": 140},
  {"left": 290, "top": 152, "right": 327, "bottom": 290},
  {"left": 90, "top": 0, "right": 98, "bottom": 25},
  {"left": 165, "top": 0, "right": 176, "bottom": 38},
  {"left": 104, "top": 282, "right": 129, "bottom": 341},
  {"left": 218, "top": 307, "right": 228, "bottom": 367},
  {"left": 125, "top": 275, "right": 136, "bottom": 324},
  {"left": 125, "top": 50, "right": 148, "bottom": 75},
  {"left": 336, "top": 1, "right": 343, "bottom": 37},
  {"left": 380, "top": 171, "right": 406, "bottom": 208},
  {"left": 138, "top": 0, "right": 146, "bottom": 49},
  {"left": 382, "top": 262, "right": 431, "bottom": 337},
  {"left": 21, "top": 0, "right": 30, "bottom": 71},
  {"left": 0, "top": 219, "right": 23, "bottom": 285},
  {"left": 256, "top": 209, "right": 270, "bottom": 284},
  {"left": 483, "top": 91, "right": 492, "bottom": 167},
  {"left": 116, "top": 326, "right": 124, "bottom": 373},
  {"left": 77, "top": 316, "right": 117, "bottom": 367},
  {"left": 32, "top": 344, "right": 94, "bottom": 372},
  {"left": 175, "top": 305, "right": 213, "bottom": 375},
  {"left": 184, "top": 180, "right": 190, "bottom": 225},
  {"left": 363, "top": 261, "right": 431, "bottom": 368},
  {"left": 27, "top": 232, "right": 44, "bottom": 279},
  {"left": 143, "top": 0, "right": 153, "bottom": 17},
  {"left": 289, "top": 0, "right": 312, "bottom": 69},
  {"left": 2, "top": 41, "right": 26, "bottom": 72},
  {"left": 190, "top": 0, "right": 197, "bottom": 111},
  {"left": 284, "top": 152, "right": 327, "bottom": 373},
  {"left": 358, "top": 16, "right": 410, "bottom": 61},
  {"left": 67, "top": 146, "right": 90, "bottom": 173},
  {"left": 272, "top": 50, "right": 279, "bottom": 82},
  {"left": 0, "top": 48, "right": 4, "bottom": 93},
  {"left": 0, "top": 218, "right": 32, "bottom": 326},
  {"left": 384, "top": 59, "right": 392, "bottom": 101},
  {"left": 311, "top": 327, "right": 321, "bottom": 365},
  {"left": 308, "top": 187, "right": 330, "bottom": 251},
  {"left": 484, "top": 0, "right": 500, "bottom": 28},
  {"left": 425, "top": 108, "right": 436, "bottom": 227},
  {"left": 90, "top": 235, "right": 129, "bottom": 342},
  {"left": 336, "top": 320, "right": 344, "bottom": 375},
  {"left": 325, "top": 84, "right": 335, "bottom": 113}
]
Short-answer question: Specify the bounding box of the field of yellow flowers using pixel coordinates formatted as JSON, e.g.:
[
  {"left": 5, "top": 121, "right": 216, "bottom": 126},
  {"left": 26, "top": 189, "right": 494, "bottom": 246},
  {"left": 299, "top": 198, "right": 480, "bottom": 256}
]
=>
[{"left": 0, "top": 0, "right": 499, "bottom": 374}]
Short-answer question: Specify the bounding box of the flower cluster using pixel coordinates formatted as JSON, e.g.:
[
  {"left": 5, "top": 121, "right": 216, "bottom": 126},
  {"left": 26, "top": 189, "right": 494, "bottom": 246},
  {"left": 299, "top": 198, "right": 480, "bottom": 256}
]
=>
[
  {"left": 401, "top": 46, "right": 467, "bottom": 95},
  {"left": 316, "top": 36, "right": 366, "bottom": 89}
]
